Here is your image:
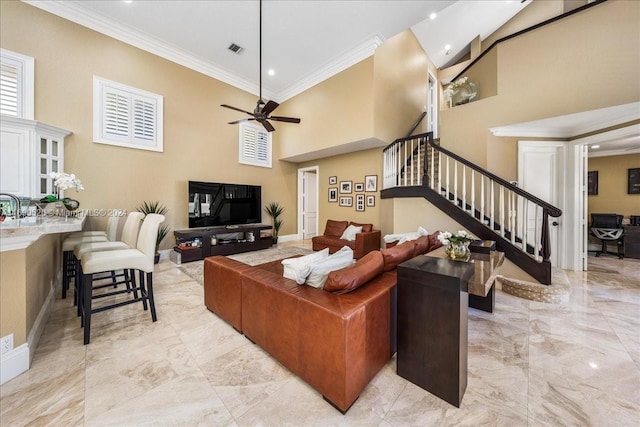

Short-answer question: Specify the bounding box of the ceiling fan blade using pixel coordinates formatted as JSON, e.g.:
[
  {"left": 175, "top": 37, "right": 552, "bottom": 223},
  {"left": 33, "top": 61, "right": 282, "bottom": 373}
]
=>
[
  {"left": 228, "top": 118, "right": 256, "bottom": 125},
  {"left": 221, "top": 104, "right": 254, "bottom": 116},
  {"left": 261, "top": 120, "right": 275, "bottom": 132},
  {"left": 262, "top": 100, "right": 279, "bottom": 115},
  {"left": 270, "top": 116, "right": 301, "bottom": 123}
]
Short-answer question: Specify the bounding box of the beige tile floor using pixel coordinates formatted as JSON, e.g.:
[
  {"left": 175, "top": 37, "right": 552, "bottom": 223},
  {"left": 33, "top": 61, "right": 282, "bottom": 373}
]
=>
[{"left": 1, "top": 242, "right": 639, "bottom": 426}]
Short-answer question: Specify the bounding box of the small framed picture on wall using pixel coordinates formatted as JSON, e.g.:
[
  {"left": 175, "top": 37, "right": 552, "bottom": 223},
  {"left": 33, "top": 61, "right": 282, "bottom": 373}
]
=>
[
  {"left": 339, "top": 196, "right": 353, "bottom": 207},
  {"left": 588, "top": 171, "right": 598, "bottom": 195},
  {"left": 339, "top": 181, "right": 352, "bottom": 194},
  {"left": 629, "top": 168, "right": 640, "bottom": 194},
  {"left": 365, "top": 175, "right": 378, "bottom": 192},
  {"left": 354, "top": 182, "right": 364, "bottom": 192},
  {"left": 355, "top": 194, "right": 365, "bottom": 212},
  {"left": 328, "top": 187, "right": 338, "bottom": 202},
  {"left": 329, "top": 176, "right": 337, "bottom": 185},
  {"left": 366, "top": 195, "right": 375, "bottom": 207}
]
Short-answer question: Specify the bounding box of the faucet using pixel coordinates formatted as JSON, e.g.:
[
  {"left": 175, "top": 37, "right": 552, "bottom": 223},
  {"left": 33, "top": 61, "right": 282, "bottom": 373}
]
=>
[{"left": 0, "top": 193, "right": 22, "bottom": 219}]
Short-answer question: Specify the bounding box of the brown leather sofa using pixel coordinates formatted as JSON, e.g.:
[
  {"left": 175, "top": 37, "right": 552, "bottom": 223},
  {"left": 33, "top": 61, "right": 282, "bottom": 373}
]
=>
[
  {"left": 311, "top": 220, "right": 381, "bottom": 259},
  {"left": 203, "top": 232, "right": 442, "bottom": 413}
]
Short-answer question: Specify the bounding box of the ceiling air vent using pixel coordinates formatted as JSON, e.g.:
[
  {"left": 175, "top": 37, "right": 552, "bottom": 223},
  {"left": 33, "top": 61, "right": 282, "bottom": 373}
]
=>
[{"left": 228, "top": 43, "right": 244, "bottom": 54}]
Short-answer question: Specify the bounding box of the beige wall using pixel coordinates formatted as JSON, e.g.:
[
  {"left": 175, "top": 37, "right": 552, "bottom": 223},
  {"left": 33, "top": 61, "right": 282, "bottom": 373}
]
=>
[
  {"left": 0, "top": 1, "right": 299, "bottom": 243},
  {"left": 482, "top": 0, "right": 563, "bottom": 50},
  {"left": 25, "top": 234, "right": 62, "bottom": 337},
  {"left": 277, "top": 58, "right": 375, "bottom": 160},
  {"left": 291, "top": 29, "right": 437, "bottom": 238},
  {"left": 440, "top": 0, "right": 640, "bottom": 176},
  {"left": 0, "top": 234, "right": 61, "bottom": 347},
  {"left": 373, "top": 29, "right": 432, "bottom": 142},
  {"left": 588, "top": 154, "right": 640, "bottom": 220},
  {"left": 299, "top": 148, "right": 382, "bottom": 233},
  {"left": 0, "top": 250, "right": 26, "bottom": 344}
]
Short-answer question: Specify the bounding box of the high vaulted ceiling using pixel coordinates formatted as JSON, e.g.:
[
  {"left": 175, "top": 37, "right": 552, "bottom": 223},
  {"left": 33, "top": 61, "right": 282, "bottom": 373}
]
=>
[{"left": 25, "top": 0, "right": 530, "bottom": 102}]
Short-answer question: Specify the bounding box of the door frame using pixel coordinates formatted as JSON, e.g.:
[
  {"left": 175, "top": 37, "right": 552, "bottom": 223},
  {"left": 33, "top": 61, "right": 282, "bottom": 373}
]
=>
[
  {"left": 427, "top": 71, "right": 438, "bottom": 138},
  {"left": 570, "top": 124, "right": 640, "bottom": 270},
  {"left": 518, "top": 140, "right": 566, "bottom": 268},
  {"left": 297, "top": 166, "right": 319, "bottom": 239}
]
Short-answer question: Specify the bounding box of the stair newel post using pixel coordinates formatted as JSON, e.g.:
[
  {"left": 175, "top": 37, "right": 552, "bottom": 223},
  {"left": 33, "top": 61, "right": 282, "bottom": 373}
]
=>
[
  {"left": 541, "top": 209, "right": 551, "bottom": 263},
  {"left": 423, "top": 136, "right": 429, "bottom": 186}
]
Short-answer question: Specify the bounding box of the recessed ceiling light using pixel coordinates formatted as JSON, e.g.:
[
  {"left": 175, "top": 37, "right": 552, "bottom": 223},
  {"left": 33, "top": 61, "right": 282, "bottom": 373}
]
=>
[
  {"left": 444, "top": 44, "right": 452, "bottom": 55},
  {"left": 591, "top": 145, "right": 600, "bottom": 149},
  {"left": 429, "top": 12, "right": 437, "bottom": 20},
  {"left": 267, "top": 69, "right": 275, "bottom": 76},
  {"left": 123, "top": 0, "right": 133, "bottom": 4}
]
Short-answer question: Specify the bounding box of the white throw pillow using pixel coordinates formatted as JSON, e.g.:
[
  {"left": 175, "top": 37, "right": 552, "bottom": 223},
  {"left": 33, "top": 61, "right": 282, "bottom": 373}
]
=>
[
  {"left": 383, "top": 226, "right": 430, "bottom": 244},
  {"left": 339, "top": 225, "right": 362, "bottom": 242},
  {"left": 305, "top": 246, "right": 354, "bottom": 289},
  {"left": 282, "top": 248, "right": 329, "bottom": 284}
]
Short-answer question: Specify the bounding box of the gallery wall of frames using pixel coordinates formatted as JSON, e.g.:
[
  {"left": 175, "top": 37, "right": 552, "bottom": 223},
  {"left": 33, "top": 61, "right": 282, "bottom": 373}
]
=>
[{"left": 328, "top": 174, "right": 377, "bottom": 213}]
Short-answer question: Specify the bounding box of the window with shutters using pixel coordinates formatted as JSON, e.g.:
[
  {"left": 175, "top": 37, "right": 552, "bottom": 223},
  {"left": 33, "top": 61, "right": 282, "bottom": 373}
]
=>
[
  {"left": 93, "top": 76, "right": 163, "bottom": 152},
  {"left": 239, "top": 122, "right": 272, "bottom": 168},
  {"left": 0, "top": 49, "right": 34, "bottom": 120}
]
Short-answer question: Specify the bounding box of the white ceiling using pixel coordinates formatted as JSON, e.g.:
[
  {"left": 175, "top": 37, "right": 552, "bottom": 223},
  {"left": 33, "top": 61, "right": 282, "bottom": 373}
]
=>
[{"left": 25, "top": 0, "right": 529, "bottom": 102}]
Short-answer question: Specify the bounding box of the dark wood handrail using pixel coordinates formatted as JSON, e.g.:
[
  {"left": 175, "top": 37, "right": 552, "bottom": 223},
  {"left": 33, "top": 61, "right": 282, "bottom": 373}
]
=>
[
  {"left": 405, "top": 111, "right": 427, "bottom": 138},
  {"left": 450, "top": 0, "right": 607, "bottom": 83},
  {"left": 384, "top": 132, "right": 562, "bottom": 218}
]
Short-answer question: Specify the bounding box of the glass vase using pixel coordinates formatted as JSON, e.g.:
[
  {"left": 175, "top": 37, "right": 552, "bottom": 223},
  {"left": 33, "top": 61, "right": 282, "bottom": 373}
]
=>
[{"left": 445, "top": 241, "right": 470, "bottom": 260}]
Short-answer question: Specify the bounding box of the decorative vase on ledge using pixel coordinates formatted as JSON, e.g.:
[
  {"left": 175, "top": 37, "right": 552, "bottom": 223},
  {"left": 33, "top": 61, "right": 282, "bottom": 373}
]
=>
[{"left": 445, "top": 241, "right": 471, "bottom": 260}]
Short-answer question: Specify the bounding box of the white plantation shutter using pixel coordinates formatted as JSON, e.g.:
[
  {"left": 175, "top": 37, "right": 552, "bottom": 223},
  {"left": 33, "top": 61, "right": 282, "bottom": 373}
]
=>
[
  {"left": 93, "top": 76, "right": 163, "bottom": 152},
  {"left": 239, "top": 122, "right": 272, "bottom": 168},
  {"left": 133, "top": 98, "right": 156, "bottom": 141},
  {"left": 103, "top": 90, "right": 129, "bottom": 138},
  {"left": 0, "top": 62, "right": 19, "bottom": 116},
  {"left": 0, "top": 49, "right": 34, "bottom": 119}
]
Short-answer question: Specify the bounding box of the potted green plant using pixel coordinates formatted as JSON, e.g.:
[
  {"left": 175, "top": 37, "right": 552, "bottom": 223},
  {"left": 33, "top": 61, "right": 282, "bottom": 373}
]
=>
[
  {"left": 137, "top": 201, "right": 170, "bottom": 263},
  {"left": 264, "top": 202, "right": 284, "bottom": 245}
]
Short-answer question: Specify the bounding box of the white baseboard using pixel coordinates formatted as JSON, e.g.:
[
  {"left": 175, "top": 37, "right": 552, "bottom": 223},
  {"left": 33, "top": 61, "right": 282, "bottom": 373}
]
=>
[
  {"left": 277, "top": 234, "right": 300, "bottom": 243},
  {"left": 0, "top": 283, "right": 55, "bottom": 385},
  {"left": 0, "top": 343, "right": 29, "bottom": 385},
  {"left": 27, "top": 283, "right": 55, "bottom": 363},
  {"left": 158, "top": 248, "right": 172, "bottom": 261}
]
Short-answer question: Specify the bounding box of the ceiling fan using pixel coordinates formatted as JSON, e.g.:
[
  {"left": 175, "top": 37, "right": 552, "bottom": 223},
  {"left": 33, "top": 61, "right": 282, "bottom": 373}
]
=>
[{"left": 221, "top": 0, "right": 300, "bottom": 133}]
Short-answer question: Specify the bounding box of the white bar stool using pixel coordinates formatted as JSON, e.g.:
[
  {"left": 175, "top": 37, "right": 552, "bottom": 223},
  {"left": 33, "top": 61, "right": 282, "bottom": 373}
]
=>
[
  {"left": 79, "top": 213, "right": 165, "bottom": 344},
  {"left": 61, "top": 214, "right": 121, "bottom": 299},
  {"left": 73, "top": 212, "right": 145, "bottom": 313}
]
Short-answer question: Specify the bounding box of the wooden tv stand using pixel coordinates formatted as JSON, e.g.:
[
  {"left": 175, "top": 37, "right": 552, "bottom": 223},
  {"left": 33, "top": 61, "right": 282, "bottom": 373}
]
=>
[{"left": 173, "top": 224, "right": 273, "bottom": 263}]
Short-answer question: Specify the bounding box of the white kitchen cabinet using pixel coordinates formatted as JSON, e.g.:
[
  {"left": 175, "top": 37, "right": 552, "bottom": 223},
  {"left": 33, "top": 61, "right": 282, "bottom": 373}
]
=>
[{"left": 0, "top": 116, "right": 71, "bottom": 198}]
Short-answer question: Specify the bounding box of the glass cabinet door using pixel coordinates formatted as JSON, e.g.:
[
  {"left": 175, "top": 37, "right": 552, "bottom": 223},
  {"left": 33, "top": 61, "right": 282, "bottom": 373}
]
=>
[{"left": 38, "top": 136, "right": 63, "bottom": 197}]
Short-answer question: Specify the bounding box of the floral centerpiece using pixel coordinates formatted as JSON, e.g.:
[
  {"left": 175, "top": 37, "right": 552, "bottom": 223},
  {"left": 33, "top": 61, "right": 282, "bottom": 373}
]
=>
[
  {"left": 438, "top": 230, "right": 474, "bottom": 259},
  {"left": 40, "top": 172, "right": 84, "bottom": 211},
  {"left": 444, "top": 76, "right": 478, "bottom": 107}
]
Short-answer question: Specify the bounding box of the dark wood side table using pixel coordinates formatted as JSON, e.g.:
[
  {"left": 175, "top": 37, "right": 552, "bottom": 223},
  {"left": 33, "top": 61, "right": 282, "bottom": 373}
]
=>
[{"left": 397, "top": 256, "right": 474, "bottom": 407}]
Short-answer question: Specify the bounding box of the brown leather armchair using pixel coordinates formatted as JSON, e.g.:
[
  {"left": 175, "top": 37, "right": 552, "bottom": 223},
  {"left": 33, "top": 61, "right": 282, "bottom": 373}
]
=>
[{"left": 312, "top": 220, "right": 381, "bottom": 259}]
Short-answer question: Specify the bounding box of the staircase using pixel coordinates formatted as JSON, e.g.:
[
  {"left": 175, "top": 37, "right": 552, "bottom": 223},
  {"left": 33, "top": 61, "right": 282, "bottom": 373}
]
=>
[{"left": 381, "top": 132, "right": 562, "bottom": 285}]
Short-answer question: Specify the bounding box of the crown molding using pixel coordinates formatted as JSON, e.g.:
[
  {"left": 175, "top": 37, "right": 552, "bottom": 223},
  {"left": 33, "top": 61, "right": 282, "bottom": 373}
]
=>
[
  {"left": 489, "top": 103, "right": 640, "bottom": 138},
  {"left": 277, "top": 34, "right": 384, "bottom": 102},
  {"left": 23, "top": 0, "right": 278, "bottom": 99},
  {"left": 23, "top": 1, "right": 382, "bottom": 103}
]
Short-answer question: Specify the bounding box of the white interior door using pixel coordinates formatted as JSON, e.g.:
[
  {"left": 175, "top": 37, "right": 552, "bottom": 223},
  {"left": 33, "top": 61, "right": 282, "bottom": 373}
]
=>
[
  {"left": 518, "top": 141, "right": 565, "bottom": 266},
  {"left": 303, "top": 171, "right": 318, "bottom": 239},
  {"left": 297, "top": 166, "right": 319, "bottom": 239}
]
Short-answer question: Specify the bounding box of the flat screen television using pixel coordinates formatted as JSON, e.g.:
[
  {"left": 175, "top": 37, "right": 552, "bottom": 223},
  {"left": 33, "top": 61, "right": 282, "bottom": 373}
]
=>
[{"left": 188, "top": 181, "right": 262, "bottom": 228}]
